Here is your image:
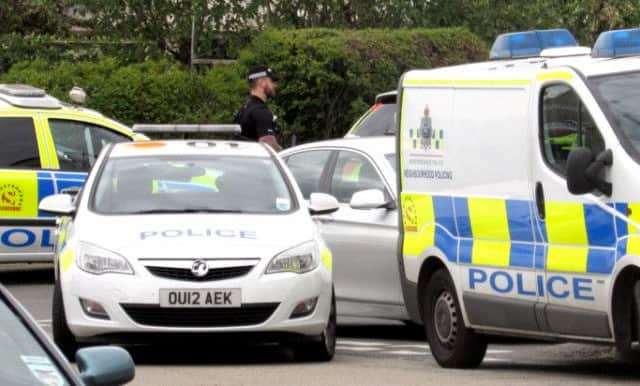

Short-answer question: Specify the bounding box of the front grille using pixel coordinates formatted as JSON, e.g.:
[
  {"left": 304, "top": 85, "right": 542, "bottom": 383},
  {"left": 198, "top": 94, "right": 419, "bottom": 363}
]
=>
[
  {"left": 121, "top": 303, "right": 279, "bottom": 327},
  {"left": 145, "top": 265, "right": 253, "bottom": 282}
]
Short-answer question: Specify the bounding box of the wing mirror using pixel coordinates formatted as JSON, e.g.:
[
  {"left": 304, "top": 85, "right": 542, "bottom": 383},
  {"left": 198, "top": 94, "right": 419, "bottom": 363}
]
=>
[
  {"left": 38, "top": 194, "right": 75, "bottom": 216},
  {"left": 308, "top": 193, "right": 339, "bottom": 215},
  {"left": 76, "top": 346, "right": 135, "bottom": 386},
  {"left": 350, "top": 189, "right": 395, "bottom": 210},
  {"left": 566, "top": 147, "right": 612, "bottom": 196}
]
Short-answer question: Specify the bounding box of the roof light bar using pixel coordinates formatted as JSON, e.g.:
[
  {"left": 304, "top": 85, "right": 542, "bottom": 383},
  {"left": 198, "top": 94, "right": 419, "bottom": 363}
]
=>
[
  {"left": 132, "top": 124, "right": 241, "bottom": 134},
  {"left": 592, "top": 28, "right": 640, "bottom": 58},
  {"left": 0, "top": 84, "right": 46, "bottom": 97},
  {"left": 490, "top": 29, "right": 578, "bottom": 60}
]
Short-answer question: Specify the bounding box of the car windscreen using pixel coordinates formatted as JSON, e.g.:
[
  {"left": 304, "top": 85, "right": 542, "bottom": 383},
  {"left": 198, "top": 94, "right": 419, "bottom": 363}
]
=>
[
  {"left": 0, "top": 295, "right": 70, "bottom": 386},
  {"left": 92, "top": 155, "right": 297, "bottom": 215},
  {"left": 590, "top": 71, "right": 640, "bottom": 162},
  {"left": 351, "top": 103, "right": 397, "bottom": 137}
]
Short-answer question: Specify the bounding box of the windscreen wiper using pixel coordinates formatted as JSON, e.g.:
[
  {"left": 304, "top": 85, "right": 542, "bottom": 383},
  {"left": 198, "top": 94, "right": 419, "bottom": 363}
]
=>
[{"left": 129, "top": 208, "right": 244, "bottom": 214}]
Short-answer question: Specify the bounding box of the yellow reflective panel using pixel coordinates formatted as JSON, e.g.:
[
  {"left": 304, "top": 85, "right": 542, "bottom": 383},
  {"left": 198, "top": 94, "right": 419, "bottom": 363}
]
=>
[
  {"left": 0, "top": 170, "right": 39, "bottom": 218},
  {"left": 545, "top": 202, "right": 588, "bottom": 245},
  {"left": 402, "top": 193, "right": 435, "bottom": 256},
  {"left": 468, "top": 198, "right": 510, "bottom": 240},
  {"left": 471, "top": 240, "right": 511, "bottom": 267},
  {"left": 60, "top": 247, "right": 74, "bottom": 273},
  {"left": 536, "top": 72, "right": 574, "bottom": 82},
  {"left": 547, "top": 245, "right": 589, "bottom": 273},
  {"left": 321, "top": 247, "right": 333, "bottom": 271}
]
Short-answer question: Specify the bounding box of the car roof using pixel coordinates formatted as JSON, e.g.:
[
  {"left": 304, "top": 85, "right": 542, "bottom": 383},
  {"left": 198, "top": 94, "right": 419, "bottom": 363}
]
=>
[
  {"left": 109, "top": 140, "right": 272, "bottom": 158},
  {"left": 283, "top": 136, "right": 395, "bottom": 156}
]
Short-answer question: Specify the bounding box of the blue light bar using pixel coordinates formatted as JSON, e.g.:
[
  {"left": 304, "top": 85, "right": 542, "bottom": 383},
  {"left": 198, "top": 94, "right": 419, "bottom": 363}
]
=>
[
  {"left": 592, "top": 28, "right": 640, "bottom": 58},
  {"left": 490, "top": 29, "right": 578, "bottom": 60}
]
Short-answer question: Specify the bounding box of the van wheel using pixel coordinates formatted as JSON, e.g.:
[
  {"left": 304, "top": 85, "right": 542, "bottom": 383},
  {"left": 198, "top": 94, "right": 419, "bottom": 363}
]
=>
[
  {"left": 423, "top": 269, "right": 487, "bottom": 368},
  {"left": 295, "top": 293, "right": 336, "bottom": 362},
  {"left": 615, "top": 277, "right": 640, "bottom": 363},
  {"left": 52, "top": 280, "right": 78, "bottom": 361}
]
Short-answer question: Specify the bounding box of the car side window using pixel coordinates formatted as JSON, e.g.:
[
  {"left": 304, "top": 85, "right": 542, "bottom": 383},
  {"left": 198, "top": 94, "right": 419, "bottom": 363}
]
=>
[
  {"left": 284, "top": 150, "right": 332, "bottom": 199},
  {"left": 330, "top": 151, "right": 385, "bottom": 204},
  {"left": 48, "top": 119, "right": 130, "bottom": 172},
  {"left": 0, "top": 117, "right": 41, "bottom": 168},
  {"left": 540, "top": 84, "right": 605, "bottom": 176}
]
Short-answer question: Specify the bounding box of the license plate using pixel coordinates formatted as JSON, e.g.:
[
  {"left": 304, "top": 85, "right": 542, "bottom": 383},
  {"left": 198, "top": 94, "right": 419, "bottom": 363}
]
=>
[{"left": 159, "top": 289, "right": 241, "bottom": 308}]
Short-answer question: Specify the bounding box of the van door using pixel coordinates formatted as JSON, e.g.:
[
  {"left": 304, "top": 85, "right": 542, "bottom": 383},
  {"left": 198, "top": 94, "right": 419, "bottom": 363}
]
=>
[
  {"left": 0, "top": 114, "right": 56, "bottom": 262},
  {"left": 532, "top": 77, "right": 614, "bottom": 339}
]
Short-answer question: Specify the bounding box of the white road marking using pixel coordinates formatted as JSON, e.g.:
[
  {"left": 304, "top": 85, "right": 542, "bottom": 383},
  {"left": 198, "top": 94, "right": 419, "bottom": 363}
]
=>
[
  {"left": 486, "top": 349, "right": 512, "bottom": 354},
  {"left": 337, "top": 346, "right": 383, "bottom": 352},
  {"left": 338, "top": 340, "right": 390, "bottom": 347},
  {"left": 37, "top": 319, "right": 52, "bottom": 323},
  {"left": 385, "top": 350, "right": 427, "bottom": 356},
  {"left": 483, "top": 357, "right": 508, "bottom": 363},
  {"left": 391, "top": 344, "right": 430, "bottom": 349}
]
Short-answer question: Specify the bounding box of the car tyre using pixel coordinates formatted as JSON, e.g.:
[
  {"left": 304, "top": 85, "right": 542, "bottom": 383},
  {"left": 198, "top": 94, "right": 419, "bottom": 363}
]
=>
[
  {"left": 423, "top": 269, "right": 487, "bottom": 368},
  {"left": 52, "top": 279, "right": 78, "bottom": 361},
  {"left": 295, "top": 293, "right": 336, "bottom": 362}
]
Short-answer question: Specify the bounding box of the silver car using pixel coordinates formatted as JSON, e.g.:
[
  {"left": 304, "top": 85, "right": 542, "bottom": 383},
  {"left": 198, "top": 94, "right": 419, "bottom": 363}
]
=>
[{"left": 280, "top": 137, "right": 408, "bottom": 321}]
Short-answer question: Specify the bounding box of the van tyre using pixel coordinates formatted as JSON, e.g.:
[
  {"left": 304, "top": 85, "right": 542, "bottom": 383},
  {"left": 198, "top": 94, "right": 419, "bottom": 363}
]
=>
[
  {"left": 52, "top": 280, "right": 78, "bottom": 361},
  {"left": 423, "top": 269, "right": 487, "bottom": 368},
  {"left": 295, "top": 293, "right": 336, "bottom": 362}
]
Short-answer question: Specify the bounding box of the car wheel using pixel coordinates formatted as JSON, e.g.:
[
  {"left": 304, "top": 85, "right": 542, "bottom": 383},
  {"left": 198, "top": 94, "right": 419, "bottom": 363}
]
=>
[
  {"left": 52, "top": 279, "right": 78, "bottom": 361},
  {"left": 295, "top": 292, "right": 336, "bottom": 362},
  {"left": 423, "top": 269, "right": 487, "bottom": 368}
]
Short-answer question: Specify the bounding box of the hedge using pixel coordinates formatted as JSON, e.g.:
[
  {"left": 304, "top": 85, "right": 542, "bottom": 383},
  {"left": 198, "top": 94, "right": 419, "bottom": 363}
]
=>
[{"left": 1, "top": 28, "right": 487, "bottom": 145}]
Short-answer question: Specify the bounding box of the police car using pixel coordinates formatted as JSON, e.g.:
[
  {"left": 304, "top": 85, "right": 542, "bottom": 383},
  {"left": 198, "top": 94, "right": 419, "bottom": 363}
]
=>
[
  {"left": 0, "top": 84, "right": 143, "bottom": 263},
  {"left": 39, "top": 137, "right": 338, "bottom": 361},
  {"left": 398, "top": 28, "right": 640, "bottom": 367}
]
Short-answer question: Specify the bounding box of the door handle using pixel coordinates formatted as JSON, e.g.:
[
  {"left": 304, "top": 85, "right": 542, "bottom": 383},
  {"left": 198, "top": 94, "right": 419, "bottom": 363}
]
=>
[{"left": 535, "top": 182, "right": 546, "bottom": 220}]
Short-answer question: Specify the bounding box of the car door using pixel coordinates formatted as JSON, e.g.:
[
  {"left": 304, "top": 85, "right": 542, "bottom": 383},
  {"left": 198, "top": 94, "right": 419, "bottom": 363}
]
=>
[
  {"left": 0, "top": 114, "right": 56, "bottom": 261},
  {"left": 323, "top": 150, "right": 403, "bottom": 316},
  {"left": 533, "top": 80, "right": 614, "bottom": 339}
]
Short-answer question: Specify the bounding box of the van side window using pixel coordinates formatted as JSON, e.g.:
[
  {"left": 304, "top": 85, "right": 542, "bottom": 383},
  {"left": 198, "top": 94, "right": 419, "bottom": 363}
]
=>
[
  {"left": 48, "top": 119, "right": 130, "bottom": 172},
  {"left": 540, "top": 84, "right": 605, "bottom": 176},
  {"left": 0, "top": 117, "right": 41, "bottom": 168}
]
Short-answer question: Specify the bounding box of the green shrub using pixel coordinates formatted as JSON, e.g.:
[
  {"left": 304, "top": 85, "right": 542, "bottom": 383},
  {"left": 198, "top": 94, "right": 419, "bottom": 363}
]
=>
[{"left": 1, "top": 28, "right": 486, "bottom": 144}]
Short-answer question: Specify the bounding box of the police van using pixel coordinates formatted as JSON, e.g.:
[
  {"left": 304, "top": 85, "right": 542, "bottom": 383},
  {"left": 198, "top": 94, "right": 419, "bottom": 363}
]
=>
[
  {"left": 0, "top": 84, "right": 143, "bottom": 263},
  {"left": 398, "top": 28, "right": 640, "bottom": 367}
]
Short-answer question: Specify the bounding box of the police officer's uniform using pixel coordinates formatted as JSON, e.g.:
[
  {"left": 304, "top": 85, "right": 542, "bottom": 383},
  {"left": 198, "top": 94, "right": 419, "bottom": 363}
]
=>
[{"left": 234, "top": 67, "right": 278, "bottom": 141}]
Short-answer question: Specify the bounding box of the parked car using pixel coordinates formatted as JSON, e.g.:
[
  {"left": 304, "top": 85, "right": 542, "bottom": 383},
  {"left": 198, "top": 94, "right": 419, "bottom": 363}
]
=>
[
  {"left": 0, "top": 84, "right": 144, "bottom": 264},
  {"left": 344, "top": 91, "right": 397, "bottom": 137},
  {"left": 0, "top": 283, "right": 134, "bottom": 385},
  {"left": 40, "top": 139, "right": 338, "bottom": 362},
  {"left": 280, "top": 137, "right": 409, "bottom": 322}
]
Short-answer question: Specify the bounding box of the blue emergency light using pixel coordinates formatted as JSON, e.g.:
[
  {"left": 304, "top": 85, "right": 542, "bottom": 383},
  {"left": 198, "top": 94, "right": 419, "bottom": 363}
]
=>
[
  {"left": 490, "top": 29, "right": 578, "bottom": 60},
  {"left": 592, "top": 28, "right": 640, "bottom": 58}
]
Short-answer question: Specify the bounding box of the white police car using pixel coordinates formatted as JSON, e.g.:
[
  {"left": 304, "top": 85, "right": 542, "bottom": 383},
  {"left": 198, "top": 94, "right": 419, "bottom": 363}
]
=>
[{"left": 39, "top": 138, "right": 339, "bottom": 361}]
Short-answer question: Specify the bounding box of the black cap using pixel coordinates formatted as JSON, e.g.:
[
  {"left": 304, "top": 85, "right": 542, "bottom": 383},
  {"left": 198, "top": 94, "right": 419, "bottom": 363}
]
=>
[{"left": 247, "top": 66, "right": 279, "bottom": 82}]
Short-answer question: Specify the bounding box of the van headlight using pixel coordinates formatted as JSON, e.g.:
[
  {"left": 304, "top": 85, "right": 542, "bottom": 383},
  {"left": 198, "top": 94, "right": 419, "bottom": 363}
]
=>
[
  {"left": 77, "top": 242, "right": 134, "bottom": 275},
  {"left": 265, "top": 241, "right": 319, "bottom": 274}
]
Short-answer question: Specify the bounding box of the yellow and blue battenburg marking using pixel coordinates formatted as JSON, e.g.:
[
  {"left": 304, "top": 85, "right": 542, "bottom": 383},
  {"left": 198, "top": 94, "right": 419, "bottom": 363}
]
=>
[
  {"left": 37, "top": 171, "right": 86, "bottom": 217},
  {"left": 401, "top": 193, "right": 640, "bottom": 275}
]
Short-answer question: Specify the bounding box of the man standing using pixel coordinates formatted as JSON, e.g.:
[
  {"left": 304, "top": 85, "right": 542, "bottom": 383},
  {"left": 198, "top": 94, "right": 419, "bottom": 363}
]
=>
[{"left": 234, "top": 66, "right": 282, "bottom": 151}]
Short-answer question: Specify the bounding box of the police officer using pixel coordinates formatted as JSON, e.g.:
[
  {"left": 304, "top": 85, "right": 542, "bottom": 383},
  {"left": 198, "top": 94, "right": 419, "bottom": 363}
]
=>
[{"left": 234, "top": 66, "right": 282, "bottom": 151}]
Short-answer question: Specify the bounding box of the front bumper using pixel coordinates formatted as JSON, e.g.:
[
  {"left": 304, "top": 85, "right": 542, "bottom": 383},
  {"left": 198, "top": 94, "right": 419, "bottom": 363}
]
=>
[{"left": 61, "top": 262, "right": 332, "bottom": 341}]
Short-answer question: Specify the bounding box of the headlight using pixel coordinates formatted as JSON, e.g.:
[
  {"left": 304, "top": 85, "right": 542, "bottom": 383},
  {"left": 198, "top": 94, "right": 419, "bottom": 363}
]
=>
[
  {"left": 76, "top": 242, "right": 134, "bottom": 275},
  {"left": 265, "top": 241, "right": 319, "bottom": 274}
]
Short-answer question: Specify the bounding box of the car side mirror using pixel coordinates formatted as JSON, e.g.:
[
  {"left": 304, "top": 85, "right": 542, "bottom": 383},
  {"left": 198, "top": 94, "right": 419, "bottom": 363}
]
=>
[
  {"left": 308, "top": 193, "right": 339, "bottom": 215},
  {"left": 38, "top": 194, "right": 75, "bottom": 216},
  {"left": 350, "top": 189, "right": 394, "bottom": 210},
  {"left": 566, "top": 147, "right": 612, "bottom": 196},
  {"left": 76, "top": 346, "right": 135, "bottom": 386}
]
